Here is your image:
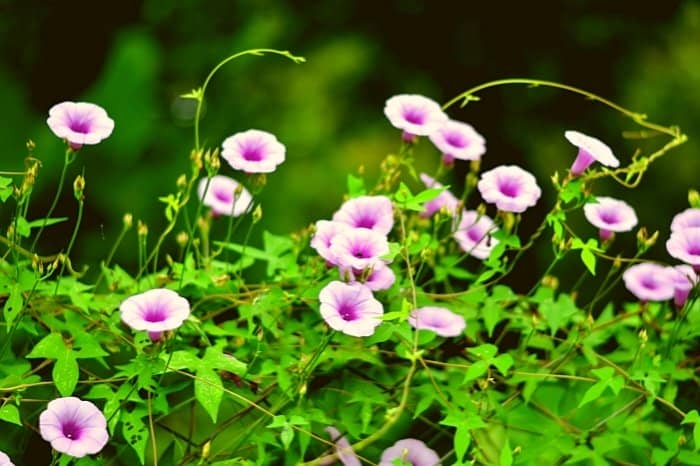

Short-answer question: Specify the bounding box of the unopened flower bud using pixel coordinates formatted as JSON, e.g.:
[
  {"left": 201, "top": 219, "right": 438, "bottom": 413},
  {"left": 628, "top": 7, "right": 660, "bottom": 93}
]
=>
[
  {"left": 204, "top": 148, "right": 220, "bottom": 176},
  {"left": 466, "top": 172, "right": 479, "bottom": 190},
  {"left": 612, "top": 255, "right": 623, "bottom": 270},
  {"left": 252, "top": 204, "right": 263, "bottom": 224},
  {"left": 176, "top": 174, "right": 187, "bottom": 190},
  {"left": 26, "top": 139, "right": 36, "bottom": 152},
  {"left": 638, "top": 328, "right": 648, "bottom": 345},
  {"left": 176, "top": 231, "right": 188, "bottom": 247},
  {"left": 469, "top": 159, "right": 481, "bottom": 174},
  {"left": 190, "top": 148, "right": 204, "bottom": 171},
  {"left": 73, "top": 175, "right": 85, "bottom": 201},
  {"left": 636, "top": 227, "right": 658, "bottom": 253},
  {"left": 689, "top": 189, "right": 700, "bottom": 208},
  {"left": 201, "top": 440, "right": 211, "bottom": 459},
  {"left": 541, "top": 275, "right": 559, "bottom": 289},
  {"left": 137, "top": 220, "right": 148, "bottom": 237},
  {"left": 123, "top": 213, "right": 133, "bottom": 229},
  {"left": 32, "top": 254, "right": 43, "bottom": 274}
]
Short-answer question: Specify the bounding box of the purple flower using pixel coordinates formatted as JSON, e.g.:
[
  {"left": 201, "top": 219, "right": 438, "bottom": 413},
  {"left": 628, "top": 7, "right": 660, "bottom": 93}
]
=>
[
  {"left": 565, "top": 130, "right": 619, "bottom": 176},
  {"left": 39, "top": 397, "right": 108, "bottom": 458},
  {"left": 319, "top": 281, "right": 383, "bottom": 337},
  {"left": 221, "top": 129, "right": 286, "bottom": 173},
  {"left": 419, "top": 173, "right": 460, "bottom": 218},
  {"left": 197, "top": 175, "right": 253, "bottom": 217},
  {"left": 666, "top": 228, "right": 700, "bottom": 270},
  {"left": 120, "top": 288, "right": 191, "bottom": 341},
  {"left": 0, "top": 451, "right": 14, "bottom": 466},
  {"left": 408, "top": 307, "right": 466, "bottom": 337},
  {"left": 384, "top": 94, "right": 448, "bottom": 142},
  {"left": 671, "top": 208, "right": 700, "bottom": 232},
  {"left": 667, "top": 265, "right": 698, "bottom": 308},
  {"left": 343, "top": 262, "right": 396, "bottom": 291},
  {"left": 379, "top": 438, "right": 440, "bottom": 466},
  {"left": 429, "top": 120, "right": 486, "bottom": 164},
  {"left": 583, "top": 196, "right": 638, "bottom": 241},
  {"left": 329, "top": 228, "right": 390, "bottom": 271},
  {"left": 311, "top": 220, "right": 351, "bottom": 265},
  {"left": 453, "top": 210, "right": 498, "bottom": 259},
  {"left": 333, "top": 195, "right": 394, "bottom": 235},
  {"left": 477, "top": 165, "right": 542, "bottom": 213},
  {"left": 323, "top": 427, "right": 360, "bottom": 466},
  {"left": 622, "top": 263, "right": 675, "bottom": 302},
  {"left": 47, "top": 102, "right": 114, "bottom": 150}
]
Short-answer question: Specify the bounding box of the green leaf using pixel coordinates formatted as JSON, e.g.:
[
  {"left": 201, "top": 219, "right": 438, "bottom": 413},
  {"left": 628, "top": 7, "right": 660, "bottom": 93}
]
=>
[
  {"left": 500, "top": 440, "right": 513, "bottom": 466},
  {"left": 122, "top": 408, "right": 148, "bottom": 465},
  {"left": 347, "top": 174, "right": 366, "bottom": 197},
  {"left": 682, "top": 410, "right": 700, "bottom": 451},
  {"left": 0, "top": 404, "right": 21, "bottom": 425},
  {"left": 72, "top": 333, "right": 108, "bottom": 359},
  {"left": 0, "top": 176, "right": 12, "bottom": 202},
  {"left": 560, "top": 179, "right": 584, "bottom": 203},
  {"left": 280, "top": 424, "right": 294, "bottom": 450},
  {"left": 464, "top": 360, "right": 489, "bottom": 381},
  {"left": 581, "top": 248, "right": 597, "bottom": 275},
  {"left": 202, "top": 347, "right": 247, "bottom": 375},
  {"left": 578, "top": 380, "right": 608, "bottom": 408},
  {"left": 165, "top": 350, "right": 200, "bottom": 370},
  {"left": 591, "top": 366, "right": 615, "bottom": 381},
  {"left": 26, "top": 333, "right": 65, "bottom": 359},
  {"left": 15, "top": 216, "right": 30, "bottom": 237},
  {"left": 454, "top": 424, "right": 471, "bottom": 462},
  {"left": 467, "top": 344, "right": 498, "bottom": 360},
  {"left": 493, "top": 353, "right": 514, "bottom": 376},
  {"left": 24, "top": 217, "right": 70, "bottom": 229},
  {"left": 195, "top": 367, "right": 223, "bottom": 423},
  {"left": 267, "top": 415, "right": 287, "bottom": 428},
  {"left": 2, "top": 286, "right": 23, "bottom": 328},
  {"left": 53, "top": 350, "right": 79, "bottom": 396},
  {"left": 481, "top": 302, "right": 502, "bottom": 338}
]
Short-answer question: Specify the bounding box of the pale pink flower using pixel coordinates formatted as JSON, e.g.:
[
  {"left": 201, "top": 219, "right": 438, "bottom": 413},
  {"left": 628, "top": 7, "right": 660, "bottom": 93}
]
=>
[
  {"left": 622, "top": 263, "right": 675, "bottom": 302},
  {"left": 666, "top": 227, "right": 700, "bottom": 270},
  {"left": 565, "top": 130, "right": 619, "bottom": 176},
  {"left": 0, "top": 451, "right": 14, "bottom": 466},
  {"left": 667, "top": 265, "right": 698, "bottom": 308},
  {"left": 419, "top": 173, "right": 460, "bottom": 218},
  {"left": 343, "top": 262, "right": 396, "bottom": 291},
  {"left": 379, "top": 438, "right": 440, "bottom": 466},
  {"left": 429, "top": 120, "right": 486, "bottom": 164},
  {"left": 47, "top": 102, "right": 114, "bottom": 150},
  {"left": 671, "top": 208, "right": 700, "bottom": 232},
  {"left": 453, "top": 210, "right": 498, "bottom": 259},
  {"left": 323, "top": 427, "right": 360, "bottom": 466},
  {"left": 310, "top": 220, "right": 352, "bottom": 265},
  {"left": 197, "top": 175, "right": 253, "bottom": 217},
  {"left": 384, "top": 94, "right": 448, "bottom": 142},
  {"left": 477, "top": 165, "right": 541, "bottom": 213},
  {"left": 329, "top": 228, "right": 390, "bottom": 272},
  {"left": 583, "top": 196, "right": 638, "bottom": 241},
  {"left": 333, "top": 195, "right": 394, "bottom": 235},
  {"left": 319, "top": 281, "right": 383, "bottom": 337},
  {"left": 39, "top": 397, "right": 108, "bottom": 458},
  {"left": 408, "top": 307, "right": 466, "bottom": 337},
  {"left": 120, "top": 288, "right": 191, "bottom": 341},
  {"left": 221, "top": 129, "right": 285, "bottom": 173}
]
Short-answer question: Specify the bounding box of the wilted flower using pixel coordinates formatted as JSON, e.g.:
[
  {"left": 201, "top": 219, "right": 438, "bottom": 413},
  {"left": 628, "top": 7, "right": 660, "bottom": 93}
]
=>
[
  {"left": 329, "top": 227, "right": 390, "bottom": 271},
  {"left": 197, "top": 175, "right": 253, "bottom": 217},
  {"left": 583, "top": 196, "right": 638, "bottom": 241},
  {"left": 384, "top": 94, "right": 448, "bottom": 142},
  {"left": 221, "top": 129, "right": 286, "bottom": 173},
  {"left": 408, "top": 307, "right": 466, "bottom": 337},
  {"left": 622, "top": 263, "right": 675, "bottom": 302},
  {"left": 564, "top": 130, "right": 619, "bottom": 176},
  {"left": 671, "top": 208, "right": 700, "bottom": 232},
  {"left": 323, "top": 427, "right": 360, "bottom": 466},
  {"left": 666, "top": 227, "right": 700, "bottom": 270},
  {"left": 429, "top": 120, "right": 486, "bottom": 164},
  {"left": 333, "top": 195, "right": 394, "bottom": 235},
  {"left": 319, "top": 281, "right": 383, "bottom": 337},
  {"left": 0, "top": 451, "right": 14, "bottom": 466},
  {"left": 477, "top": 165, "right": 542, "bottom": 213},
  {"left": 453, "top": 210, "right": 498, "bottom": 259},
  {"left": 310, "top": 220, "right": 351, "bottom": 265},
  {"left": 39, "top": 397, "right": 108, "bottom": 458},
  {"left": 667, "top": 265, "right": 698, "bottom": 308},
  {"left": 419, "top": 173, "right": 460, "bottom": 218},
  {"left": 379, "top": 438, "right": 440, "bottom": 466},
  {"left": 120, "top": 288, "right": 191, "bottom": 341},
  {"left": 47, "top": 102, "right": 114, "bottom": 150}
]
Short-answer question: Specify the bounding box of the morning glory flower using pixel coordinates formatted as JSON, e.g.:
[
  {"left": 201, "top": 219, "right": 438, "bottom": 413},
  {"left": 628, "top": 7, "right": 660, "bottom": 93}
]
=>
[
  {"left": 408, "top": 307, "right": 466, "bottom": 337},
  {"left": 329, "top": 227, "right": 390, "bottom": 271},
  {"left": 0, "top": 451, "right": 14, "bottom": 466},
  {"left": 384, "top": 94, "right": 448, "bottom": 142},
  {"left": 667, "top": 265, "right": 698, "bottom": 308},
  {"left": 429, "top": 119, "right": 486, "bottom": 164},
  {"left": 453, "top": 210, "right": 498, "bottom": 259},
  {"left": 343, "top": 262, "right": 396, "bottom": 291},
  {"left": 379, "top": 438, "right": 441, "bottom": 466},
  {"left": 47, "top": 102, "right": 114, "bottom": 150},
  {"left": 565, "top": 130, "right": 619, "bottom": 176},
  {"left": 666, "top": 227, "right": 700, "bottom": 270},
  {"left": 311, "top": 220, "right": 352, "bottom": 265},
  {"left": 333, "top": 195, "right": 394, "bottom": 235},
  {"left": 197, "top": 175, "right": 253, "bottom": 217},
  {"left": 477, "top": 165, "right": 542, "bottom": 213},
  {"left": 323, "top": 427, "right": 360, "bottom": 466},
  {"left": 419, "top": 173, "right": 460, "bottom": 218},
  {"left": 583, "top": 196, "right": 638, "bottom": 241},
  {"left": 39, "top": 397, "right": 108, "bottom": 458},
  {"left": 221, "top": 129, "right": 286, "bottom": 173},
  {"left": 319, "top": 281, "right": 383, "bottom": 337},
  {"left": 120, "top": 288, "right": 191, "bottom": 341},
  {"left": 622, "top": 263, "right": 675, "bottom": 302},
  {"left": 671, "top": 208, "right": 700, "bottom": 232}
]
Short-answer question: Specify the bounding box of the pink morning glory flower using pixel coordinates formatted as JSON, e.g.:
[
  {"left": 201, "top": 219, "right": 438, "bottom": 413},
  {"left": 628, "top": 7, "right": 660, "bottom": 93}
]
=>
[
  {"left": 419, "top": 173, "right": 460, "bottom": 218},
  {"left": 221, "top": 129, "right": 286, "bottom": 173},
  {"left": 408, "top": 307, "right": 466, "bottom": 337},
  {"left": 47, "top": 102, "right": 114, "bottom": 150},
  {"left": 453, "top": 210, "right": 498, "bottom": 260},
  {"left": 120, "top": 288, "right": 191, "bottom": 341},
  {"left": 311, "top": 220, "right": 352, "bottom": 265},
  {"left": 667, "top": 265, "right": 698, "bottom": 308},
  {"left": 622, "top": 263, "right": 675, "bottom": 302},
  {"left": 319, "top": 281, "right": 384, "bottom": 337},
  {"left": 583, "top": 196, "right": 638, "bottom": 241},
  {"left": 343, "top": 262, "right": 396, "bottom": 291},
  {"left": 379, "top": 438, "right": 441, "bottom": 466},
  {"left": 39, "top": 397, "right": 109, "bottom": 458},
  {"left": 666, "top": 227, "right": 700, "bottom": 270},
  {"left": 671, "top": 208, "right": 700, "bottom": 232},
  {"left": 384, "top": 94, "right": 448, "bottom": 142},
  {"left": 429, "top": 119, "right": 486, "bottom": 164},
  {"left": 565, "top": 130, "right": 619, "bottom": 176},
  {"left": 333, "top": 195, "right": 394, "bottom": 235},
  {"left": 329, "top": 227, "right": 390, "bottom": 272},
  {"left": 323, "top": 427, "right": 360, "bottom": 466},
  {"left": 0, "top": 451, "right": 14, "bottom": 466},
  {"left": 477, "top": 165, "right": 542, "bottom": 213},
  {"left": 197, "top": 175, "right": 253, "bottom": 217}
]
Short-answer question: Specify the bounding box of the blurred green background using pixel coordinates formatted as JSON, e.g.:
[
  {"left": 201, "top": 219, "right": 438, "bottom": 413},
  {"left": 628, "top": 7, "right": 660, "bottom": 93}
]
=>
[{"left": 1, "top": 0, "right": 699, "bottom": 284}]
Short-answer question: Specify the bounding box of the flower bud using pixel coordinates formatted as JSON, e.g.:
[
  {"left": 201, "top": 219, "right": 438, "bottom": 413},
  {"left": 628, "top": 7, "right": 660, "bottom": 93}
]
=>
[
  {"left": 137, "top": 220, "right": 148, "bottom": 238},
  {"left": 636, "top": 227, "right": 659, "bottom": 253},
  {"left": 26, "top": 139, "right": 36, "bottom": 152},
  {"left": 469, "top": 159, "right": 481, "bottom": 174},
  {"left": 176, "top": 231, "right": 188, "bottom": 248},
  {"left": 190, "top": 148, "right": 204, "bottom": 170},
  {"left": 689, "top": 189, "right": 700, "bottom": 208},
  {"left": 73, "top": 175, "right": 85, "bottom": 202},
  {"left": 123, "top": 213, "right": 133, "bottom": 229},
  {"left": 204, "top": 148, "right": 220, "bottom": 176},
  {"left": 176, "top": 174, "right": 187, "bottom": 190},
  {"left": 252, "top": 204, "right": 263, "bottom": 224}
]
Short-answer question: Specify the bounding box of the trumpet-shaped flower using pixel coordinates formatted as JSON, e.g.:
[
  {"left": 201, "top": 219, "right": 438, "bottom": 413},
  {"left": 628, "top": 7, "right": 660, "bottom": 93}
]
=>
[
  {"left": 419, "top": 173, "right": 460, "bottom": 217},
  {"left": 408, "top": 307, "right": 466, "bottom": 337},
  {"left": 583, "top": 196, "right": 638, "bottom": 241},
  {"left": 622, "top": 263, "right": 675, "bottom": 302},
  {"left": 323, "top": 427, "right": 360, "bottom": 466},
  {"left": 197, "top": 175, "right": 253, "bottom": 217},
  {"left": 477, "top": 165, "right": 541, "bottom": 213},
  {"left": 39, "top": 397, "right": 108, "bottom": 458},
  {"left": 329, "top": 228, "right": 390, "bottom": 273},
  {"left": 453, "top": 210, "right": 498, "bottom": 259},
  {"left": 333, "top": 195, "right": 394, "bottom": 235},
  {"left": 671, "top": 208, "right": 700, "bottom": 232},
  {"left": 120, "top": 288, "right": 191, "bottom": 341},
  {"left": 565, "top": 130, "right": 619, "bottom": 176},
  {"left": 666, "top": 227, "right": 700, "bottom": 270},
  {"left": 667, "top": 265, "right": 698, "bottom": 308},
  {"left": 311, "top": 220, "right": 351, "bottom": 265},
  {"left": 0, "top": 451, "right": 14, "bottom": 466},
  {"left": 384, "top": 94, "right": 448, "bottom": 142},
  {"left": 429, "top": 120, "right": 486, "bottom": 164},
  {"left": 221, "top": 129, "right": 285, "bottom": 173},
  {"left": 319, "top": 281, "right": 383, "bottom": 337},
  {"left": 379, "top": 438, "right": 440, "bottom": 466},
  {"left": 47, "top": 102, "right": 114, "bottom": 150}
]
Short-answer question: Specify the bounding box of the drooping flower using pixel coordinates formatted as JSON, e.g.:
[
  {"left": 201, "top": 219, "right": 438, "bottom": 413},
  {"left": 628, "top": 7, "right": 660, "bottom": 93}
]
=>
[
  {"left": 622, "top": 263, "right": 675, "bottom": 302},
  {"left": 333, "top": 195, "right": 394, "bottom": 235},
  {"left": 453, "top": 210, "right": 498, "bottom": 259},
  {"left": 343, "top": 262, "right": 396, "bottom": 291},
  {"left": 477, "top": 165, "right": 542, "bottom": 213},
  {"left": 39, "top": 397, "right": 109, "bottom": 458},
  {"left": 120, "top": 288, "right": 191, "bottom": 341},
  {"left": 384, "top": 94, "right": 448, "bottom": 142},
  {"left": 47, "top": 102, "right": 115, "bottom": 150},
  {"left": 667, "top": 265, "right": 698, "bottom": 308},
  {"left": 583, "top": 196, "right": 638, "bottom": 241},
  {"left": 221, "top": 129, "right": 286, "bottom": 173},
  {"left": 323, "top": 427, "right": 360, "bottom": 466},
  {"left": 671, "top": 208, "right": 700, "bottom": 232},
  {"left": 0, "top": 451, "right": 15, "bottom": 466},
  {"left": 379, "top": 438, "right": 441, "bottom": 466},
  {"left": 429, "top": 120, "right": 486, "bottom": 164},
  {"left": 419, "top": 173, "right": 460, "bottom": 218},
  {"left": 329, "top": 227, "right": 390, "bottom": 271},
  {"left": 408, "top": 307, "right": 466, "bottom": 337},
  {"left": 666, "top": 227, "right": 700, "bottom": 270},
  {"left": 310, "top": 220, "right": 351, "bottom": 265},
  {"left": 564, "top": 130, "right": 619, "bottom": 176},
  {"left": 319, "top": 281, "right": 383, "bottom": 337},
  {"left": 197, "top": 175, "right": 253, "bottom": 217}
]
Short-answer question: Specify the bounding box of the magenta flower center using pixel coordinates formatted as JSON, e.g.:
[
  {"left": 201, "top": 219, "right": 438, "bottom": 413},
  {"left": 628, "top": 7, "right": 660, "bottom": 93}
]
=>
[
  {"left": 354, "top": 215, "right": 376, "bottom": 229},
  {"left": 241, "top": 143, "right": 264, "bottom": 161},
  {"left": 61, "top": 420, "right": 83, "bottom": 440},
  {"left": 445, "top": 131, "right": 469, "bottom": 148},
  {"left": 498, "top": 178, "right": 521, "bottom": 198},
  {"left": 143, "top": 306, "right": 167, "bottom": 323},
  {"left": 599, "top": 210, "right": 620, "bottom": 225},
  {"left": 467, "top": 227, "right": 486, "bottom": 242},
  {"left": 351, "top": 244, "right": 371, "bottom": 258},
  {"left": 68, "top": 116, "right": 92, "bottom": 134},
  {"left": 402, "top": 108, "right": 426, "bottom": 125},
  {"left": 640, "top": 277, "right": 659, "bottom": 290},
  {"left": 213, "top": 187, "right": 233, "bottom": 203},
  {"left": 337, "top": 303, "right": 358, "bottom": 321}
]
